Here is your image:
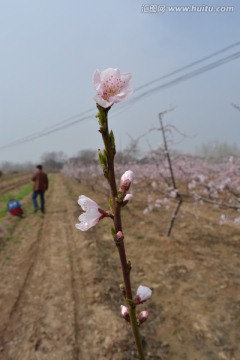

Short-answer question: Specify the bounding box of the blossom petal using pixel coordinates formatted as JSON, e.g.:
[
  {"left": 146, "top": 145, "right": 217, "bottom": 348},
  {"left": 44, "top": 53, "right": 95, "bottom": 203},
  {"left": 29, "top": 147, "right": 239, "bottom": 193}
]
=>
[
  {"left": 123, "top": 194, "right": 133, "bottom": 202},
  {"left": 76, "top": 195, "right": 105, "bottom": 231},
  {"left": 93, "top": 69, "right": 101, "bottom": 88},
  {"left": 100, "top": 68, "right": 120, "bottom": 81},
  {"left": 119, "top": 72, "right": 132, "bottom": 86},
  {"left": 121, "top": 170, "right": 134, "bottom": 183},
  {"left": 77, "top": 195, "right": 98, "bottom": 212},
  {"left": 75, "top": 222, "right": 92, "bottom": 231},
  {"left": 135, "top": 285, "right": 152, "bottom": 304},
  {"left": 93, "top": 95, "right": 113, "bottom": 108}
]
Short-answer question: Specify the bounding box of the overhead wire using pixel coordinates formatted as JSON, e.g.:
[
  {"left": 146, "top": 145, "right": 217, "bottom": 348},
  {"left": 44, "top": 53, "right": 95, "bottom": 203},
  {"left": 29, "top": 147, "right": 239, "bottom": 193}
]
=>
[
  {"left": 127, "top": 50, "right": 240, "bottom": 105},
  {"left": 134, "top": 40, "right": 240, "bottom": 92},
  {"left": 1, "top": 42, "right": 240, "bottom": 150},
  {"left": 0, "top": 108, "right": 96, "bottom": 149}
]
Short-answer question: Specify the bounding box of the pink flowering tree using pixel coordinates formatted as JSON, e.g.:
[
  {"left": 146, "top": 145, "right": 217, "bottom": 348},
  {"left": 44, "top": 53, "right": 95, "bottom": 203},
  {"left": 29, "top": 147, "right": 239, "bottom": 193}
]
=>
[{"left": 75, "top": 68, "right": 152, "bottom": 359}]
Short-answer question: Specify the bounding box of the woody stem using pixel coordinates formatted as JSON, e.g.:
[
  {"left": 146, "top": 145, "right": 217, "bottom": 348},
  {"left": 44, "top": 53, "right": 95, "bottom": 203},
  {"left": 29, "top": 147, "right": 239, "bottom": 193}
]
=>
[{"left": 97, "top": 105, "right": 145, "bottom": 359}]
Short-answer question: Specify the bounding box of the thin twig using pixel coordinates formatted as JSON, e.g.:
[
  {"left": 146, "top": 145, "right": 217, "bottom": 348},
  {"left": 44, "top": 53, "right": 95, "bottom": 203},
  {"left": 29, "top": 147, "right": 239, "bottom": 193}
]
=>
[
  {"left": 166, "top": 197, "right": 183, "bottom": 236},
  {"left": 159, "top": 111, "right": 183, "bottom": 236}
]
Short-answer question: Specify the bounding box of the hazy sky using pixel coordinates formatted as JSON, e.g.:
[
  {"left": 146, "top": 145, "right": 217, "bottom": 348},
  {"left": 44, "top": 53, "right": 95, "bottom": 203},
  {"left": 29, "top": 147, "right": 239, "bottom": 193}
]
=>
[{"left": 0, "top": 0, "right": 239, "bottom": 164}]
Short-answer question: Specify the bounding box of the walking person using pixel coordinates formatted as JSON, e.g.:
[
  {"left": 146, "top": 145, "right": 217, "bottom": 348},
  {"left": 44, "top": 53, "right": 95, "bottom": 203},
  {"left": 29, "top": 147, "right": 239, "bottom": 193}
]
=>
[{"left": 32, "top": 165, "right": 48, "bottom": 213}]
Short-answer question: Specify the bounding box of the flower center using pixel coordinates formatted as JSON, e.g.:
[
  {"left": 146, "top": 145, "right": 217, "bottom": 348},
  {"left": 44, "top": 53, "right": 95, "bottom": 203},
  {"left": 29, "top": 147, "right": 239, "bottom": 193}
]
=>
[{"left": 101, "top": 76, "right": 125, "bottom": 100}]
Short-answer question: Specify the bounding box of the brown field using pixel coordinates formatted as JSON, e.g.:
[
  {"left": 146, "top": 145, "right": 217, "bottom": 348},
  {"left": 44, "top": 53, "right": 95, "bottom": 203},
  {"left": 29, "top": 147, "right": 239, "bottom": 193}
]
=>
[
  {"left": 0, "top": 173, "right": 239, "bottom": 360},
  {"left": 0, "top": 172, "right": 31, "bottom": 196}
]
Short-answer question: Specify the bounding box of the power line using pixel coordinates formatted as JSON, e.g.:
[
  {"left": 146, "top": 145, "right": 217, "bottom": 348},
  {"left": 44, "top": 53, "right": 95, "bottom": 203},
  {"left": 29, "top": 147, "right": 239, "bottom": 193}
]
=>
[
  {"left": 134, "top": 40, "right": 240, "bottom": 92},
  {"left": 0, "top": 104, "right": 130, "bottom": 149},
  {"left": 1, "top": 42, "right": 240, "bottom": 150},
  {"left": 128, "top": 50, "right": 240, "bottom": 104},
  {"left": 0, "top": 109, "right": 96, "bottom": 149}
]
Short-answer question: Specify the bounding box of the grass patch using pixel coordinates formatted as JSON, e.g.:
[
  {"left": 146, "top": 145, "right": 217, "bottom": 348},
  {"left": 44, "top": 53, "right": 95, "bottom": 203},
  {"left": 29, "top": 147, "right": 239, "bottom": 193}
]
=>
[{"left": 6, "top": 236, "right": 21, "bottom": 245}]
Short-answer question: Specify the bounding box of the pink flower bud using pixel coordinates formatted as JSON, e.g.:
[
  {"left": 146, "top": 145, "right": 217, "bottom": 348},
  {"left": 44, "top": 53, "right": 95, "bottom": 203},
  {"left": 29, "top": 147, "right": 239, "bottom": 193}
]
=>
[
  {"left": 116, "top": 231, "right": 123, "bottom": 239},
  {"left": 138, "top": 310, "right": 149, "bottom": 324},
  {"left": 120, "top": 170, "right": 134, "bottom": 191},
  {"left": 134, "top": 285, "right": 152, "bottom": 304},
  {"left": 120, "top": 305, "right": 130, "bottom": 323}
]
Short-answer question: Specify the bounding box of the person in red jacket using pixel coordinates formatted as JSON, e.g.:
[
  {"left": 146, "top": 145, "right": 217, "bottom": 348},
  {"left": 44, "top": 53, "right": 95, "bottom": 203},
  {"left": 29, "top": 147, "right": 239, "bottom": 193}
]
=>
[{"left": 32, "top": 165, "right": 48, "bottom": 213}]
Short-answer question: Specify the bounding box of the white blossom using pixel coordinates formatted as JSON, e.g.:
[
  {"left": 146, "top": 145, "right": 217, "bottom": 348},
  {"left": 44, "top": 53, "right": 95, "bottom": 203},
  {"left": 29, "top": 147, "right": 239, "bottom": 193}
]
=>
[
  {"left": 135, "top": 285, "right": 152, "bottom": 304},
  {"left": 93, "top": 68, "right": 132, "bottom": 108},
  {"left": 75, "top": 195, "right": 106, "bottom": 231}
]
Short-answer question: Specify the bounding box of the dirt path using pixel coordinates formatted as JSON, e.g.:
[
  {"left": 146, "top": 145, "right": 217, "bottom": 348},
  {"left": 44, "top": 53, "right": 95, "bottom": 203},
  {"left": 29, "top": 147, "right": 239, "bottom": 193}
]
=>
[
  {"left": 0, "top": 174, "right": 130, "bottom": 360},
  {"left": 0, "top": 175, "right": 76, "bottom": 359}
]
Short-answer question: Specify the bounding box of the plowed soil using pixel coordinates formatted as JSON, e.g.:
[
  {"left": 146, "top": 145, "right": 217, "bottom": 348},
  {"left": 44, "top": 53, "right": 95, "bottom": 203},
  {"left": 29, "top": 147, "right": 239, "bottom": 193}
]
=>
[{"left": 0, "top": 173, "right": 239, "bottom": 360}]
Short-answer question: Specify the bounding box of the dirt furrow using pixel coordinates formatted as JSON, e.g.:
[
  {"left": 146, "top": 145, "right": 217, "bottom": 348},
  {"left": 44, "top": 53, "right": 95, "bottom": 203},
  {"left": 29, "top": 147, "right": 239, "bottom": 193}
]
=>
[
  {"left": 0, "top": 216, "right": 44, "bottom": 341},
  {"left": 0, "top": 175, "right": 79, "bottom": 359},
  {"left": 61, "top": 175, "right": 131, "bottom": 360},
  {"left": 0, "top": 176, "right": 31, "bottom": 195}
]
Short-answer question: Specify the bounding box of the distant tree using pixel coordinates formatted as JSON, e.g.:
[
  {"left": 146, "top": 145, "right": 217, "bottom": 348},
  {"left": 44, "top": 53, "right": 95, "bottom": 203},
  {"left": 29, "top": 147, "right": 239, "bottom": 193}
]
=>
[
  {"left": 115, "top": 138, "right": 141, "bottom": 165},
  {"left": 41, "top": 151, "right": 68, "bottom": 171},
  {"left": 115, "top": 149, "right": 136, "bottom": 165},
  {"left": 0, "top": 161, "right": 33, "bottom": 173},
  {"left": 196, "top": 141, "right": 240, "bottom": 159},
  {"left": 75, "top": 149, "right": 98, "bottom": 166},
  {"left": 125, "top": 138, "right": 141, "bottom": 161}
]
